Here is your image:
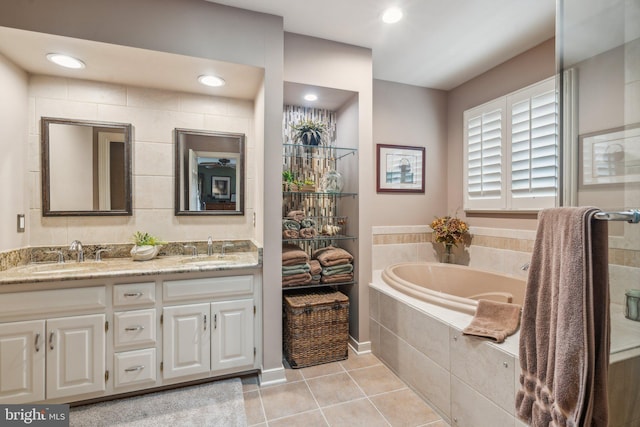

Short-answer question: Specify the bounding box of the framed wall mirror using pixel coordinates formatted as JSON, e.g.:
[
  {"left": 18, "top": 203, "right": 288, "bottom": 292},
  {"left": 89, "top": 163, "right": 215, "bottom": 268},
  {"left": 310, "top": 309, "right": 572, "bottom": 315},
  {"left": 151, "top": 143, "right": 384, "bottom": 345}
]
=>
[
  {"left": 41, "top": 117, "right": 133, "bottom": 216},
  {"left": 175, "top": 128, "right": 245, "bottom": 215}
]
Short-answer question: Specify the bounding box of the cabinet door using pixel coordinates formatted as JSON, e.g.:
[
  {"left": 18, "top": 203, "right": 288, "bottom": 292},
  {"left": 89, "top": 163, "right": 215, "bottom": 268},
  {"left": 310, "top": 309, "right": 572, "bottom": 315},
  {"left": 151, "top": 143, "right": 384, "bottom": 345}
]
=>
[
  {"left": 46, "top": 314, "right": 106, "bottom": 400},
  {"left": 211, "top": 299, "right": 254, "bottom": 372},
  {"left": 0, "top": 320, "right": 45, "bottom": 403},
  {"left": 163, "top": 304, "right": 210, "bottom": 379}
]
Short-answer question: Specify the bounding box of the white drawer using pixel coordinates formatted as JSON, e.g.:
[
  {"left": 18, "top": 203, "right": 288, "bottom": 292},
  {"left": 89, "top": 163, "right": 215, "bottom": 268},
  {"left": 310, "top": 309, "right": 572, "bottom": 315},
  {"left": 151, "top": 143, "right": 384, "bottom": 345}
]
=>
[
  {"left": 114, "top": 348, "right": 156, "bottom": 388},
  {"left": 113, "top": 283, "right": 155, "bottom": 307},
  {"left": 0, "top": 287, "right": 105, "bottom": 320},
  {"left": 163, "top": 275, "right": 253, "bottom": 302},
  {"left": 113, "top": 309, "right": 156, "bottom": 348}
]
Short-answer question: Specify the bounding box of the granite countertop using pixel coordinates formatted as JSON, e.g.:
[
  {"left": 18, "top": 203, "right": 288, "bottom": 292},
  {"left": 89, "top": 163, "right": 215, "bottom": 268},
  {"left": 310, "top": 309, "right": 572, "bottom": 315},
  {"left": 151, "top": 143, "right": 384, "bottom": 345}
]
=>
[{"left": 0, "top": 251, "right": 261, "bottom": 286}]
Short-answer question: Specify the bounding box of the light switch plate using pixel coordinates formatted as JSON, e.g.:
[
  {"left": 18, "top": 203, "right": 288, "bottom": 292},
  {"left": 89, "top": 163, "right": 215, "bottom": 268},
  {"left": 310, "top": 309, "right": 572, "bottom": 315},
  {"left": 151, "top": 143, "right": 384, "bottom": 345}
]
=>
[{"left": 17, "top": 214, "right": 25, "bottom": 232}]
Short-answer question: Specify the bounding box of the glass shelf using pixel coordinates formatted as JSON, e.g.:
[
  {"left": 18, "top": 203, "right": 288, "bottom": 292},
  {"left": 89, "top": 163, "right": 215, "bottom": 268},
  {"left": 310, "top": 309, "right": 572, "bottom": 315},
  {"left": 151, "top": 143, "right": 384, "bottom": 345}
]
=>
[
  {"left": 283, "top": 143, "right": 357, "bottom": 160},
  {"left": 282, "top": 235, "right": 357, "bottom": 243},
  {"left": 282, "top": 281, "right": 357, "bottom": 291}
]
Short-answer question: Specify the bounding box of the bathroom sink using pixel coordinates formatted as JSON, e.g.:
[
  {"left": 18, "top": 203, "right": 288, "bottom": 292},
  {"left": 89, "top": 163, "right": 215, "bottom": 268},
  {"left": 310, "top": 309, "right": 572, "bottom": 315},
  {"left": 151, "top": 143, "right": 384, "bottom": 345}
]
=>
[
  {"left": 180, "top": 255, "right": 238, "bottom": 266},
  {"left": 27, "top": 263, "right": 95, "bottom": 275}
]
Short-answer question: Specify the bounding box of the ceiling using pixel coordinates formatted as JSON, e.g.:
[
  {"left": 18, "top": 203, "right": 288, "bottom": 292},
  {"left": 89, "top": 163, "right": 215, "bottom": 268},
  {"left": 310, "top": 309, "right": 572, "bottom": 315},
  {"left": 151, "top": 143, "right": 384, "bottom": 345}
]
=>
[
  {"left": 210, "top": 0, "right": 556, "bottom": 90},
  {"left": 0, "top": 26, "right": 264, "bottom": 100}
]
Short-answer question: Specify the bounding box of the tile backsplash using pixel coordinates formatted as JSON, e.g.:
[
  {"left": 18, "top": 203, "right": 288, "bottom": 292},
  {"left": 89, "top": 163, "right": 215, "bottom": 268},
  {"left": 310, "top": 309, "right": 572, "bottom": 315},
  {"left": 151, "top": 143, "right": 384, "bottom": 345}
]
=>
[{"left": 27, "top": 75, "right": 257, "bottom": 246}]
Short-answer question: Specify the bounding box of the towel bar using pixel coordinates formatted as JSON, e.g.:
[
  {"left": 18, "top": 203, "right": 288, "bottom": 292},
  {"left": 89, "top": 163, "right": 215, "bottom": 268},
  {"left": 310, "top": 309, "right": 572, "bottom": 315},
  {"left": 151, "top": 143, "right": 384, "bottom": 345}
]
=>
[{"left": 594, "top": 209, "right": 640, "bottom": 223}]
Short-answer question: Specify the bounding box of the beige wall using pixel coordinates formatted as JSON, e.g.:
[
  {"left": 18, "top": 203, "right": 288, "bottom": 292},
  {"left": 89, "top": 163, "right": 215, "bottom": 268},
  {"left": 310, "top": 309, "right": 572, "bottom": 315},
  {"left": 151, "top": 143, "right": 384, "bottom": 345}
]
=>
[
  {"left": 446, "top": 38, "right": 556, "bottom": 230},
  {"left": 372, "top": 79, "right": 448, "bottom": 225},
  {"left": 0, "top": 53, "right": 28, "bottom": 252},
  {"left": 28, "top": 75, "right": 256, "bottom": 244},
  {"left": 284, "top": 32, "right": 373, "bottom": 347}
]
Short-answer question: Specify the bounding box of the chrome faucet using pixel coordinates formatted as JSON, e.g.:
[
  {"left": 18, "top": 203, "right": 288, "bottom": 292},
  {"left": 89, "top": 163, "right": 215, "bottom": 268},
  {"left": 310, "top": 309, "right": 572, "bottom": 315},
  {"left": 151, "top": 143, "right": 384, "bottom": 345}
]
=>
[
  {"left": 184, "top": 244, "right": 198, "bottom": 257},
  {"left": 46, "top": 250, "right": 65, "bottom": 264},
  {"left": 69, "top": 240, "right": 84, "bottom": 262},
  {"left": 221, "top": 242, "right": 234, "bottom": 258},
  {"left": 207, "top": 236, "right": 213, "bottom": 256},
  {"left": 95, "top": 249, "right": 110, "bottom": 262}
]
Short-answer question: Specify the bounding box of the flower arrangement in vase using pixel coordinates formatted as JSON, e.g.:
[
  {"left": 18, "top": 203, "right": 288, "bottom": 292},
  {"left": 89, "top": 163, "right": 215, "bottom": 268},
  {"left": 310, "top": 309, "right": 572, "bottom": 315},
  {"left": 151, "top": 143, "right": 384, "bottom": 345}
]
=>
[
  {"left": 130, "top": 231, "right": 166, "bottom": 261},
  {"left": 430, "top": 215, "right": 469, "bottom": 263}
]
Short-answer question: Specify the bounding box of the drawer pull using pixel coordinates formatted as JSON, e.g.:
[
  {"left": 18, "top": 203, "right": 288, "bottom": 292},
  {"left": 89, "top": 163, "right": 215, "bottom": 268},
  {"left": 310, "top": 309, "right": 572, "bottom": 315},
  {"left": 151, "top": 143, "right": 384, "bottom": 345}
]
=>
[
  {"left": 48, "top": 331, "right": 55, "bottom": 350},
  {"left": 123, "top": 292, "right": 143, "bottom": 298},
  {"left": 214, "top": 314, "right": 217, "bottom": 330},
  {"left": 204, "top": 314, "right": 207, "bottom": 331},
  {"left": 124, "top": 365, "right": 145, "bottom": 373},
  {"left": 35, "top": 333, "right": 40, "bottom": 352},
  {"left": 124, "top": 325, "right": 145, "bottom": 332}
]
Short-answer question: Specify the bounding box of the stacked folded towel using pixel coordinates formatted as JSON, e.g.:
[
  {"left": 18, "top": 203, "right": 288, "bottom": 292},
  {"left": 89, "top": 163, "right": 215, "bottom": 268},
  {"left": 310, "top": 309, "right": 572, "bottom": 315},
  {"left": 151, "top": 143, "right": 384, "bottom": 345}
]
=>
[
  {"left": 312, "top": 246, "right": 354, "bottom": 284},
  {"left": 282, "top": 244, "right": 311, "bottom": 287},
  {"left": 309, "top": 260, "right": 322, "bottom": 285},
  {"left": 282, "top": 211, "right": 318, "bottom": 240}
]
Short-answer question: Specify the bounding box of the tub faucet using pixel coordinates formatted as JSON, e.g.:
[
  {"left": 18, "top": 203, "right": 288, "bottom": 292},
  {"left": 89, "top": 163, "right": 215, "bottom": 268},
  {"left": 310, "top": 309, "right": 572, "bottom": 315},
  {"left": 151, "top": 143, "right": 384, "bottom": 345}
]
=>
[
  {"left": 184, "top": 244, "right": 198, "bottom": 257},
  {"left": 69, "top": 240, "right": 84, "bottom": 262},
  {"left": 520, "top": 262, "right": 530, "bottom": 271},
  {"left": 207, "top": 236, "right": 213, "bottom": 256}
]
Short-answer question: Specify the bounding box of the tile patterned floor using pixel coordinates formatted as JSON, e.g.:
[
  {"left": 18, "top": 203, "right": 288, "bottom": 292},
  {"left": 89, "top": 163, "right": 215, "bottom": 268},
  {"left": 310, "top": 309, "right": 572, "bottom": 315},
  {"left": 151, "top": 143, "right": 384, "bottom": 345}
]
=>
[{"left": 242, "top": 350, "right": 450, "bottom": 427}]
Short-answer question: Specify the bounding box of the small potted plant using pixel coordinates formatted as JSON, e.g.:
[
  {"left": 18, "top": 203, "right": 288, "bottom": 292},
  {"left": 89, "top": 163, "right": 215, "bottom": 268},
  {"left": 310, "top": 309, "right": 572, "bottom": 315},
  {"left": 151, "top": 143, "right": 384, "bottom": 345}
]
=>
[
  {"left": 131, "top": 231, "right": 166, "bottom": 261},
  {"left": 291, "top": 119, "right": 327, "bottom": 146},
  {"left": 299, "top": 178, "right": 316, "bottom": 192},
  {"left": 282, "top": 170, "right": 296, "bottom": 191}
]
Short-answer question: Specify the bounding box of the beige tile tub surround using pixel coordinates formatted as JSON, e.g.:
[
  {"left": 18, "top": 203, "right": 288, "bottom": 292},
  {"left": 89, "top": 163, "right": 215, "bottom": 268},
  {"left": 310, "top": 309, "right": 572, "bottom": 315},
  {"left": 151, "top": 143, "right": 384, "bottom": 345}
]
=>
[{"left": 241, "top": 350, "right": 447, "bottom": 427}]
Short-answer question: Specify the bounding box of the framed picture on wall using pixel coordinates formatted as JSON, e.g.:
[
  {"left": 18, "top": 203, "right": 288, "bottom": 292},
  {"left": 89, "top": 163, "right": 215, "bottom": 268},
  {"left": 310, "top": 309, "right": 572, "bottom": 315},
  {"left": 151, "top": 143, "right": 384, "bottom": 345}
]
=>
[
  {"left": 579, "top": 123, "right": 640, "bottom": 187},
  {"left": 212, "top": 176, "right": 231, "bottom": 199},
  {"left": 376, "top": 144, "right": 425, "bottom": 193}
]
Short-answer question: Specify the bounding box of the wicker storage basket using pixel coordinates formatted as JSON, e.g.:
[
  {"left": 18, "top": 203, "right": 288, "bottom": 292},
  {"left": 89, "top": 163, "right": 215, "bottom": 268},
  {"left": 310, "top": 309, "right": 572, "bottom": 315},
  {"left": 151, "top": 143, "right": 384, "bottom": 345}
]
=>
[{"left": 283, "top": 289, "right": 349, "bottom": 368}]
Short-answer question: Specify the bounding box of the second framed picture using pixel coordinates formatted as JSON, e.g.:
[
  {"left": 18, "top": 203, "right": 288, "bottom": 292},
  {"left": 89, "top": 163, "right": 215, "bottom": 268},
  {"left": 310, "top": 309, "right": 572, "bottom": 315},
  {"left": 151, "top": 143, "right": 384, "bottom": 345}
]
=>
[{"left": 376, "top": 144, "right": 425, "bottom": 193}]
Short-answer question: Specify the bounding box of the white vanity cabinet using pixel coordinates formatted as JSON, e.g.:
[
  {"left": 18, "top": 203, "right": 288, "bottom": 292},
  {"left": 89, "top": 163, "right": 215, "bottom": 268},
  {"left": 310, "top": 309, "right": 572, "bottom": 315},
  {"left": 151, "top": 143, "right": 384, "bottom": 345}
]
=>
[
  {"left": 112, "top": 282, "right": 158, "bottom": 390},
  {"left": 0, "top": 266, "right": 262, "bottom": 404},
  {"left": 162, "top": 275, "right": 256, "bottom": 380},
  {"left": 0, "top": 313, "right": 106, "bottom": 403}
]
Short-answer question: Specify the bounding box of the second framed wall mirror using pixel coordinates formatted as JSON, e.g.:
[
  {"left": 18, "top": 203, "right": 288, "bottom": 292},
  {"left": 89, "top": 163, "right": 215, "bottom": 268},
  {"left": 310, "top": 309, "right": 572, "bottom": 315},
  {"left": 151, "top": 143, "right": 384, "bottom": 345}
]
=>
[{"left": 175, "top": 128, "right": 245, "bottom": 215}]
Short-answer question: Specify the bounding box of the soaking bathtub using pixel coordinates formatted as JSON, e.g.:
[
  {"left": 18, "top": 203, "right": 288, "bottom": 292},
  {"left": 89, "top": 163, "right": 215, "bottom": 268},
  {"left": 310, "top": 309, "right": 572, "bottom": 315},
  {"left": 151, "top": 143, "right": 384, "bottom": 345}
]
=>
[{"left": 381, "top": 262, "right": 526, "bottom": 315}]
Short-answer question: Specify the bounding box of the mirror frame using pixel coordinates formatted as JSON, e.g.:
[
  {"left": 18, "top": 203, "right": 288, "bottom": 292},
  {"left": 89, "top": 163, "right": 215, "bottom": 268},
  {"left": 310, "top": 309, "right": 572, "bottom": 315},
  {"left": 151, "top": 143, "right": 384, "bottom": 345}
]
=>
[
  {"left": 174, "top": 128, "right": 245, "bottom": 216},
  {"left": 41, "top": 117, "right": 133, "bottom": 217}
]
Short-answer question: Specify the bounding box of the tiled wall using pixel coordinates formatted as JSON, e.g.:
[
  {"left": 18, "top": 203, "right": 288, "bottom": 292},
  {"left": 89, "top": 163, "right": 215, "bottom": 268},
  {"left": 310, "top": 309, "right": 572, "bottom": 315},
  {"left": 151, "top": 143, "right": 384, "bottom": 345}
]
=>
[
  {"left": 372, "top": 225, "right": 640, "bottom": 308},
  {"left": 27, "top": 75, "right": 256, "bottom": 246}
]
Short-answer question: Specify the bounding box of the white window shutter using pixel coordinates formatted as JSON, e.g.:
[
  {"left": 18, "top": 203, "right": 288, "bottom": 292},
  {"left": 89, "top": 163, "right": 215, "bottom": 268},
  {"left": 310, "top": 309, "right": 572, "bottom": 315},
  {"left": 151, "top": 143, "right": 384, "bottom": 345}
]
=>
[
  {"left": 463, "top": 76, "right": 558, "bottom": 212},
  {"left": 463, "top": 98, "right": 506, "bottom": 210},
  {"left": 508, "top": 78, "right": 558, "bottom": 210}
]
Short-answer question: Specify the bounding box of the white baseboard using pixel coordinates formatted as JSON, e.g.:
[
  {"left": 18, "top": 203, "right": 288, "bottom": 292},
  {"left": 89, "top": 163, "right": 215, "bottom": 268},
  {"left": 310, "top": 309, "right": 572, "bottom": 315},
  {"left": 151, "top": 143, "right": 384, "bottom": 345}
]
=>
[
  {"left": 349, "top": 335, "right": 371, "bottom": 354},
  {"left": 259, "top": 365, "right": 286, "bottom": 386}
]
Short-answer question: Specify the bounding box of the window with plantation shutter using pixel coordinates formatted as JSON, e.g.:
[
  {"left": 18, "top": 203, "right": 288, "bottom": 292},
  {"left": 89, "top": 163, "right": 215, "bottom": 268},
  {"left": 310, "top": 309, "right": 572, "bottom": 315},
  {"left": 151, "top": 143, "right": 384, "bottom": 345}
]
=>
[{"left": 463, "top": 77, "right": 558, "bottom": 211}]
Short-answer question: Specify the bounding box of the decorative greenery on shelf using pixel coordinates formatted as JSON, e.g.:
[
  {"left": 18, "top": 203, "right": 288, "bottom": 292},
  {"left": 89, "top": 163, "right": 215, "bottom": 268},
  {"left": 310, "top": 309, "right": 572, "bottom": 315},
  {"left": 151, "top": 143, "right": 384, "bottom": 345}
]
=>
[
  {"left": 282, "top": 170, "right": 295, "bottom": 183},
  {"left": 132, "top": 231, "right": 166, "bottom": 247},
  {"left": 291, "top": 119, "right": 327, "bottom": 146}
]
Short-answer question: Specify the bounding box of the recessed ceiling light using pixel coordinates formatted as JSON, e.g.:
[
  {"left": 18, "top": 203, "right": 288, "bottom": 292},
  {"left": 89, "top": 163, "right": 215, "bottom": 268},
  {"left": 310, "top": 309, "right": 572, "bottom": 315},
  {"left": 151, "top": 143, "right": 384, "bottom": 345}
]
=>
[
  {"left": 304, "top": 94, "right": 318, "bottom": 101},
  {"left": 198, "top": 75, "right": 226, "bottom": 87},
  {"left": 382, "top": 7, "right": 403, "bottom": 24},
  {"left": 46, "top": 53, "right": 85, "bottom": 69}
]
